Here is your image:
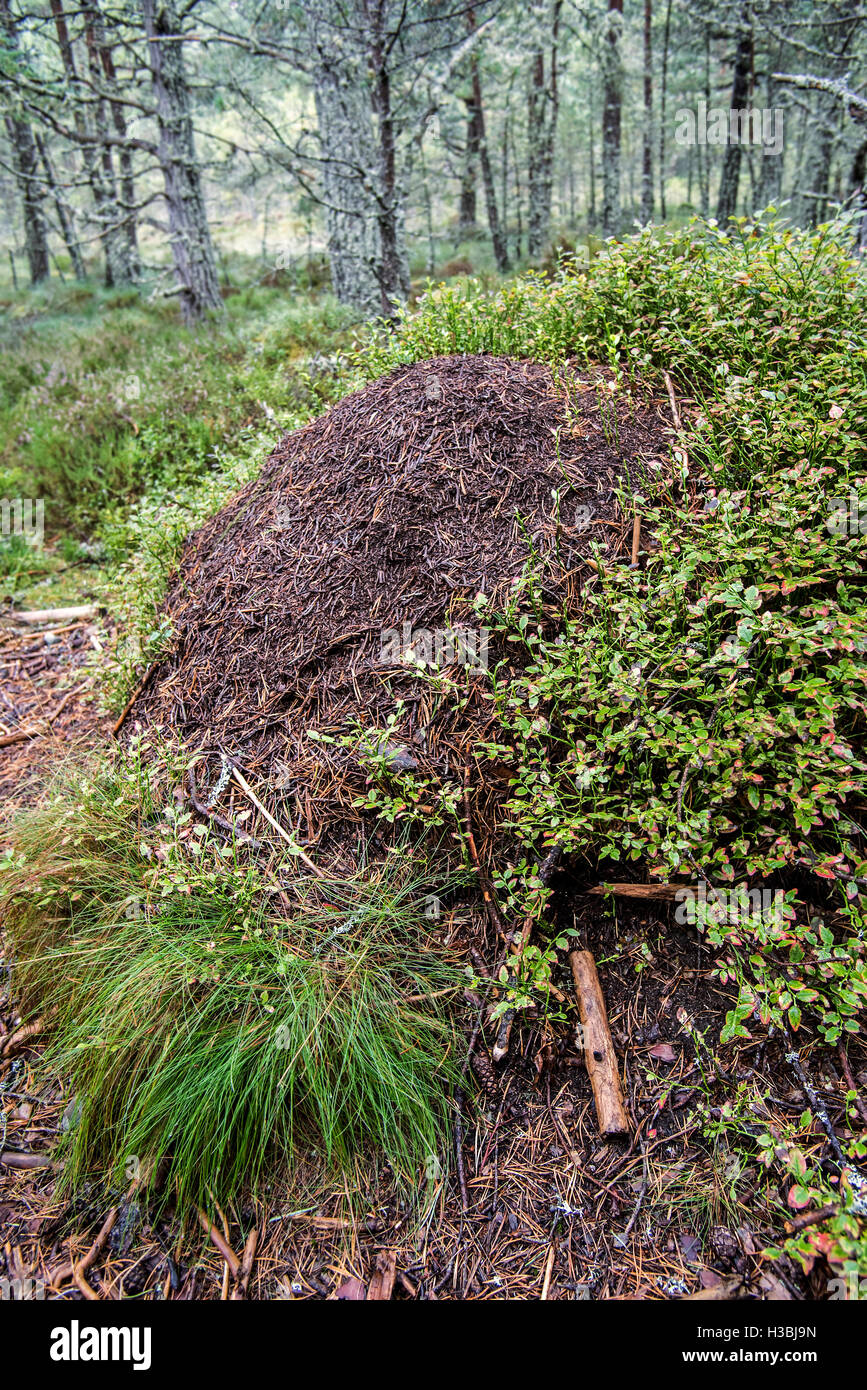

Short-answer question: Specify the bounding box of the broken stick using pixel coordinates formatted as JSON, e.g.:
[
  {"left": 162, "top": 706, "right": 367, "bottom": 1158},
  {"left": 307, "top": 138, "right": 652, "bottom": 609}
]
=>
[
  {"left": 230, "top": 765, "right": 324, "bottom": 877},
  {"left": 662, "top": 369, "right": 690, "bottom": 479},
  {"left": 5, "top": 605, "right": 96, "bottom": 625},
  {"left": 630, "top": 513, "right": 641, "bottom": 567},
  {"left": 586, "top": 881, "right": 695, "bottom": 901},
  {"left": 568, "top": 949, "right": 630, "bottom": 1137}
]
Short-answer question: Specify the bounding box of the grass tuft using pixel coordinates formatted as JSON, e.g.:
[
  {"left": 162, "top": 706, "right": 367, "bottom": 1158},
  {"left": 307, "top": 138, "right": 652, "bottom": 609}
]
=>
[{"left": 2, "top": 743, "right": 462, "bottom": 1211}]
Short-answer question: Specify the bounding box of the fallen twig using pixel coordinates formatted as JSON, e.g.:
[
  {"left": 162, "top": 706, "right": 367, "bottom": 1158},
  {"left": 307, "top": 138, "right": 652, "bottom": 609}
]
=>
[
  {"left": 569, "top": 949, "right": 630, "bottom": 1137},
  {"left": 230, "top": 1227, "right": 260, "bottom": 1300},
  {"left": 586, "top": 881, "right": 694, "bottom": 901},
  {"left": 366, "top": 1249, "right": 398, "bottom": 1301},
  {"left": 784, "top": 1032, "right": 846, "bottom": 1165},
  {"left": 111, "top": 666, "right": 153, "bottom": 737},
  {"left": 196, "top": 1207, "right": 241, "bottom": 1278},
  {"left": 231, "top": 765, "right": 325, "bottom": 876},
  {"left": 785, "top": 1203, "right": 840, "bottom": 1235},
  {"left": 454, "top": 1087, "right": 470, "bottom": 1211},
  {"left": 0, "top": 1150, "right": 55, "bottom": 1169},
  {"left": 187, "top": 765, "right": 263, "bottom": 849},
  {"left": 662, "top": 369, "right": 690, "bottom": 478},
  {"left": 1, "top": 1016, "right": 46, "bottom": 1058},
  {"left": 5, "top": 605, "right": 96, "bottom": 625}
]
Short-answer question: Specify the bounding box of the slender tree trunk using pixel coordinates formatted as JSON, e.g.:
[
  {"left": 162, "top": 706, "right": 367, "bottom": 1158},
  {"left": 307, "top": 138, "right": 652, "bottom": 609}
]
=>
[
  {"left": 657, "top": 0, "right": 672, "bottom": 220},
  {"left": 49, "top": 0, "right": 122, "bottom": 286},
  {"left": 421, "top": 147, "right": 436, "bottom": 277},
  {"left": 588, "top": 77, "right": 597, "bottom": 227},
  {"left": 757, "top": 75, "right": 783, "bottom": 209},
  {"left": 716, "top": 2, "right": 754, "bottom": 223},
  {"left": 94, "top": 7, "right": 140, "bottom": 275},
  {"left": 850, "top": 137, "right": 867, "bottom": 254},
  {"left": 458, "top": 91, "right": 481, "bottom": 238},
  {"left": 527, "top": 1, "right": 562, "bottom": 258},
  {"left": 4, "top": 115, "right": 50, "bottom": 284},
  {"left": 501, "top": 109, "right": 510, "bottom": 247},
  {"left": 472, "top": 53, "right": 509, "bottom": 270},
  {"left": 311, "top": 42, "right": 381, "bottom": 316},
  {"left": 601, "top": 0, "right": 624, "bottom": 237},
  {"left": 368, "top": 2, "right": 411, "bottom": 315},
  {"left": 0, "top": 0, "right": 50, "bottom": 284},
  {"left": 510, "top": 114, "right": 524, "bottom": 257},
  {"left": 84, "top": 4, "right": 133, "bottom": 285},
  {"left": 140, "top": 0, "right": 223, "bottom": 323},
  {"left": 641, "top": 0, "right": 653, "bottom": 223},
  {"left": 700, "top": 24, "right": 711, "bottom": 216},
  {"left": 35, "top": 131, "right": 86, "bottom": 279},
  {"left": 697, "top": 137, "right": 708, "bottom": 217}
]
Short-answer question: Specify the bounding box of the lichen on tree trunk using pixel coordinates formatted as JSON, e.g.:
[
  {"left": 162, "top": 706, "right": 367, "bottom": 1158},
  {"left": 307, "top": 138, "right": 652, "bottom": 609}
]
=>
[{"left": 140, "top": 0, "right": 223, "bottom": 324}]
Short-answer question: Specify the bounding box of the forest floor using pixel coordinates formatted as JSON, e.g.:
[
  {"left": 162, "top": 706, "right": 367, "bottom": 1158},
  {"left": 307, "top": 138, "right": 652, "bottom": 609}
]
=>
[
  {"left": 0, "top": 653, "right": 840, "bottom": 1301},
  {"left": 2, "top": 221, "right": 866, "bottom": 1301}
]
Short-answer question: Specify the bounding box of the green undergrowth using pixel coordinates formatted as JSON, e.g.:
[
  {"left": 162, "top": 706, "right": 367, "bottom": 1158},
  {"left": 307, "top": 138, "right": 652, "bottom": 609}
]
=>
[
  {"left": 344, "top": 213, "right": 867, "bottom": 1275},
  {"left": 352, "top": 211, "right": 867, "bottom": 1044},
  {"left": 1, "top": 741, "right": 463, "bottom": 1212},
  {"left": 0, "top": 284, "right": 358, "bottom": 537},
  {"left": 4, "top": 214, "right": 867, "bottom": 1269}
]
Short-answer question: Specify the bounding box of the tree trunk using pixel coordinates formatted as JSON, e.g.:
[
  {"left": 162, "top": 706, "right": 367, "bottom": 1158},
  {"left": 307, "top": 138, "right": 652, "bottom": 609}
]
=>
[
  {"left": 472, "top": 52, "right": 509, "bottom": 270},
  {"left": 641, "top": 0, "right": 653, "bottom": 224},
  {"left": 716, "top": 2, "right": 753, "bottom": 224},
  {"left": 93, "top": 6, "right": 141, "bottom": 275},
  {"left": 311, "top": 37, "right": 382, "bottom": 316},
  {"left": 34, "top": 131, "right": 86, "bottom": 280},
  {"left": 4, "top": 115, "right": 50, "bottom": 284},
  {"left": 601, "top": 0, "right": 624, "bottom": 237},
  {"left": 510, "top": 113, "right": 524, "bottom": 257},
  {"left": 458, "top": 92, "right": 481, "bottom": 238},
  {"left": 1, "top": 0, "right": 50, "bottom": 284},
  {"left": 140, "top": 0, "right": 223, "bottom": 323},
  {"left": 501, "top": 109, "right": 510, "bottom": 248},
  {"left": 657, "top": 0, "right": 671, "bottom": 220},
  {"left": 368, "top": 3, "right": 411, "bottom": 316},
  {"left": 850, "top": 137, "right": 867, "bottom": 254},
  {"left": 699, "top": 23, "right": 710, "bottom": 216},
  {"left": 49, "top": 0, "right": 125, "bottom": 286},
  {"left": 84, "top": 4, "right": 134, "bottom": 285},
  {"left": 527, "top": 1, "right": 562, "bottom": 258},
  {"left": 757, "top": 68, "right": 783, "bottom": 209},
  {"left": 588, "top": 76, "right": 597, "bottom": 227}
]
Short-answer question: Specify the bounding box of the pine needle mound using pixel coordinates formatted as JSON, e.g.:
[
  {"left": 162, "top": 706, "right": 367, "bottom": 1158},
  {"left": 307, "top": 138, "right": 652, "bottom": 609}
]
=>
[{"left": 135, "top": 354, "right": 667, "bottom": 837}]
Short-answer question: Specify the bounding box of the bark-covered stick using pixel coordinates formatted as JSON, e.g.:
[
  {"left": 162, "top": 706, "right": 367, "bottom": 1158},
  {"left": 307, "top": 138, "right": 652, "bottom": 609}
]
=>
[
  {"left": 569, "top": 949, "right": 630, "bottom": 1137},
  {"left": 6, "top": 606, "right": 95, "bottom": 625}
]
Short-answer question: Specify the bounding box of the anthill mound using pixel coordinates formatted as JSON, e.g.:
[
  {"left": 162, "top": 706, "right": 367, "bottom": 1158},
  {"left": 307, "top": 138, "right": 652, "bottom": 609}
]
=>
[{"left": 134, "top": 354, "right": 671, "bottom": 839}]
